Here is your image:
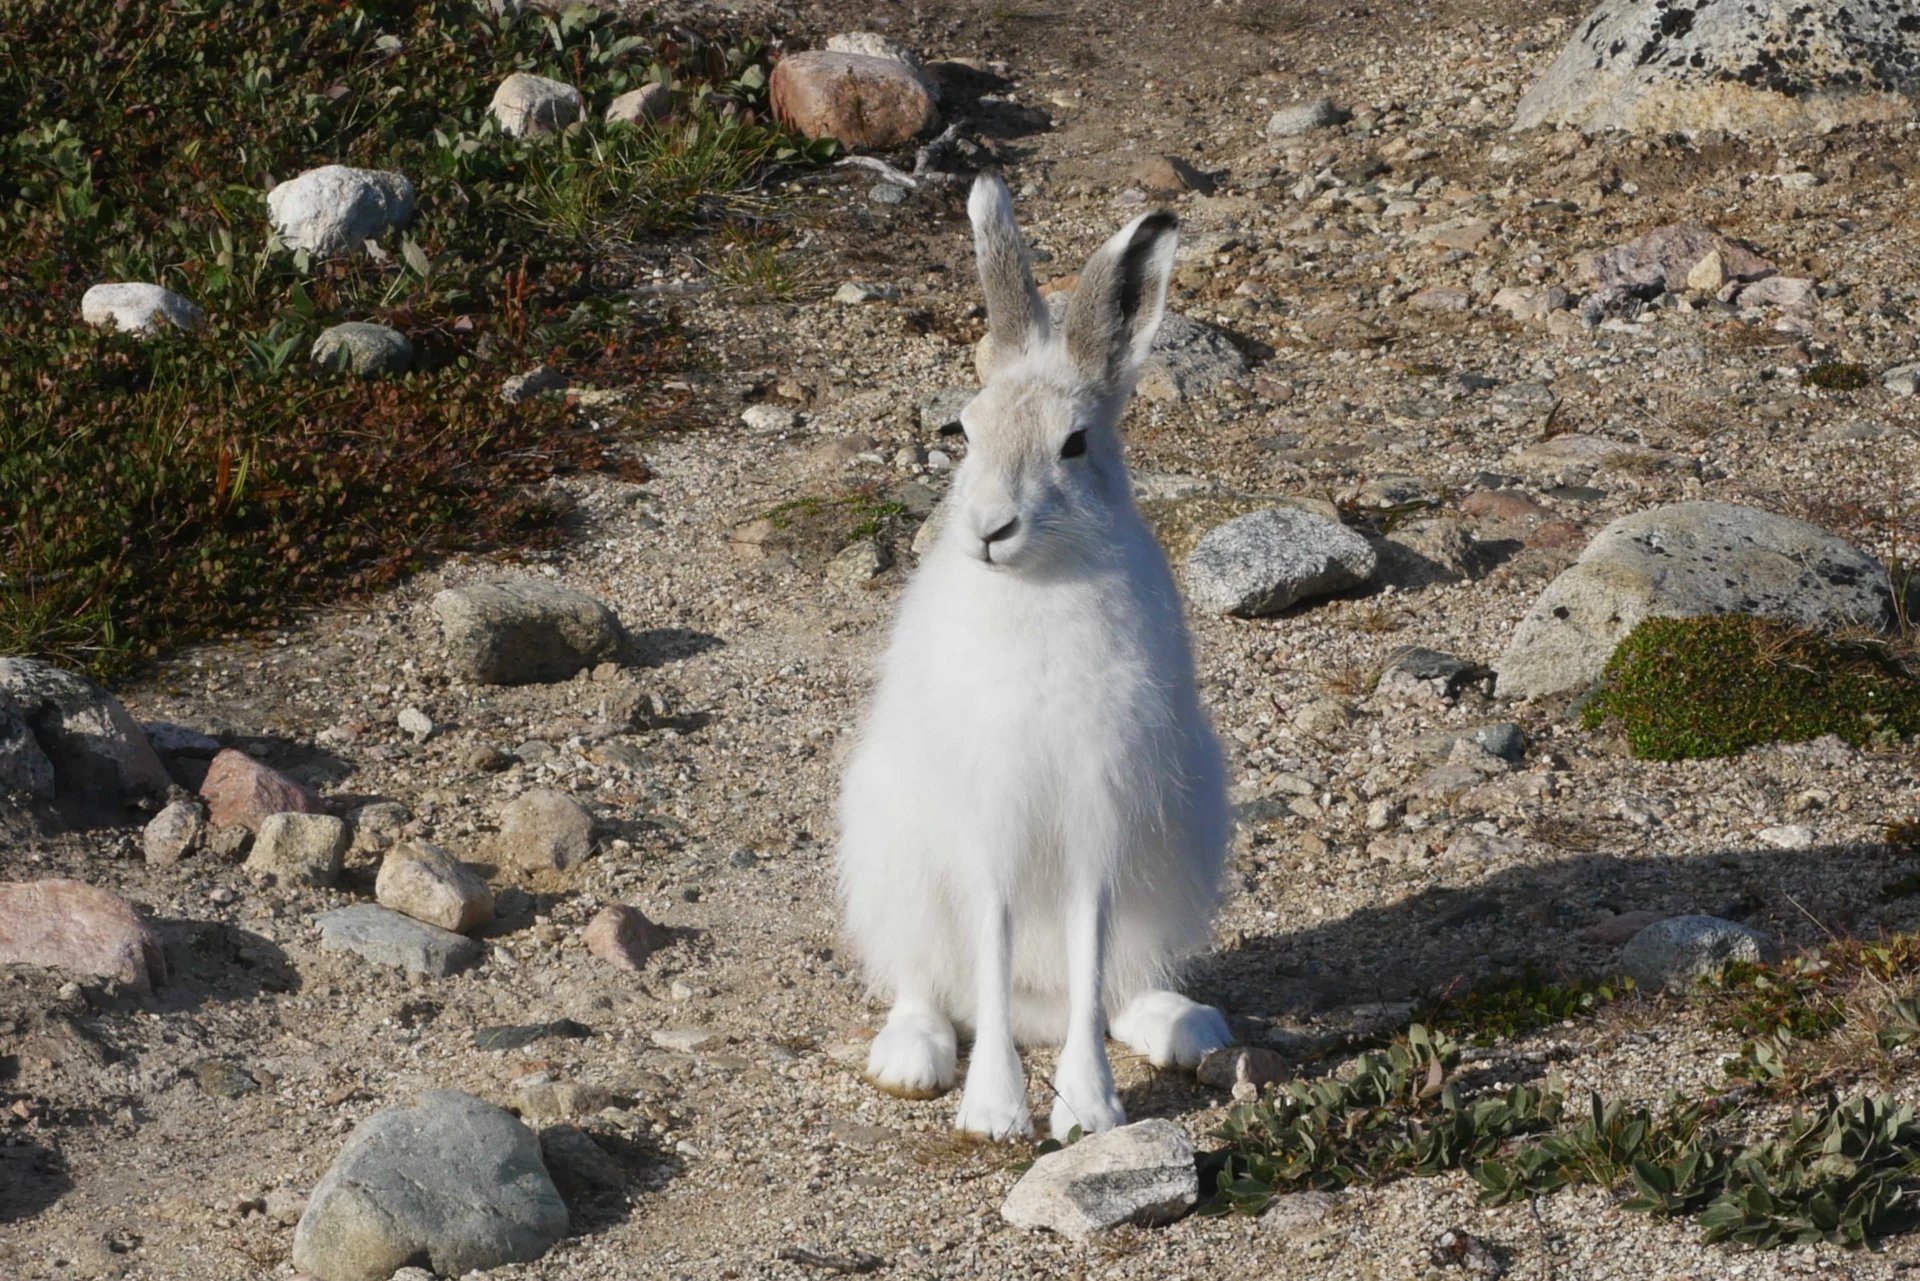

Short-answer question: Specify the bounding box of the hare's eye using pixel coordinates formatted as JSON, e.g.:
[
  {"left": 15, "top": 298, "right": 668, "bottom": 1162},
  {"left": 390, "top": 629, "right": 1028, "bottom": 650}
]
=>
[{"left": 1060, "top": 430, "right": 1087, "bottom": 459}]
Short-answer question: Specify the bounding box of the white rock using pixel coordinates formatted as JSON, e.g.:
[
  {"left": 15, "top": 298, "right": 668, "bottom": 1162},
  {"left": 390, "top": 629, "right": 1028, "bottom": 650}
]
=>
[
  {"left": 825, "top": 31, "right": 926, "bottom": 74},
  {"left": 741, "top": 404, "right": 799, "bottom": 433},
  {"left": 245, "top": 813, "right": 349, "bottom": 887},
  {"left": 1884, "top": 363, "right": 1920, "bottom": 398},
  {"left": 605, "top": 82, "right": 672, "bottom": 126},
  {"left": 1758, "top": 824, "right": 1816, "bottom": 851},
  {"left": 80, "top": 283, "right": 203, "bottom": 335},
  {"left": 1001, "top": 1120, "right": 1198, "bottom": 1238},
  {"left": 376, "top": 840, "right": 495, "bottom": 934},
  {"left": 266, "top": 166, "right": 415, "bottom": 257},
  {"left": 1266, "top": 99, "right": 1345, "bottom": 137},
  {"left": 833, "top": 282, "right": 900, "bottom": 305},
  {"left": 490, "top": 72, "right": 583, "bottom": 137},
  {"left": 397, "top": 707, "right": 434, "bottom": 742},
  {"left": 143, "top": 801, "right": 205, "bottom": 867}
]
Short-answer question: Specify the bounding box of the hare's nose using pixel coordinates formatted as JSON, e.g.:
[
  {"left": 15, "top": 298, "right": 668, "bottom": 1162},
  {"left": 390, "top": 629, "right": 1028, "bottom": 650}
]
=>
[{"left": 983, "top": 517, "right": 1019, "bottom": 546}]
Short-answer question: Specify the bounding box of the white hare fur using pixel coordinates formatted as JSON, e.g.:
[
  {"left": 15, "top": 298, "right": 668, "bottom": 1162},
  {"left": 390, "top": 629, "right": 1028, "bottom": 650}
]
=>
[{"left": 837, "top": 175, "right": 1232, "bottom": 1140}]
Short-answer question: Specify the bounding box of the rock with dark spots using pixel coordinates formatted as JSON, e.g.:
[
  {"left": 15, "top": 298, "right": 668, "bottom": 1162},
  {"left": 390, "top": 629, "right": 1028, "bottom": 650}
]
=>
[
  {"left": 0, "top": 658, "right": 169, "bottom": 808},
  {"left": 1621, "top": 915, "right": 1780, "bottom": 992},
  {"left": 473, "top": 1019, "right": 593, "bottom": 1052},
  {"left": 430, "top": 580, "right": 625, "bottom": 685},
  {"left": 291, "top": 1090, "right": 567, "bottom": 1281},
  {"left": 1001, "top": 1119, "right": 1198, "bottom": 1237},
  {"left": 493, "top": 788, "right": 595, "bottom": 872},
  {"left": 1185, "top": 508, "right": 1378, "bottom": 617},
  {"left": 199, "top": 748, "right": 326, "bottom": 831},
  {"left": 584, "top": 904, "right": 670, "bottom": 971},
  {"left": 605, "top": 82, "right": 672, "bottom": 126},
  {"left": 1515, "top": 0, "right": 1920, "bottom": 136},
  {"left": 770, "top": 50, "right": 940, "bottom": 149},
  {"left": 1495, "top": 502, "right": 1894, "bottom": 699},
  {"left": 316, "top": 905, "right": 484, "bottom": 977},
  {"left": 0, "top": 879, "right": 167, "bottom": 992}
]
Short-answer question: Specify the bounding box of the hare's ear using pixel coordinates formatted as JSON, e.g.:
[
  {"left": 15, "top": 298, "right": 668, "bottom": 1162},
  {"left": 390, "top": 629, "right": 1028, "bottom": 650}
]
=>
[
  {"left": 1062, "top": 209, "right": 1178, "bottom": 392},
  {"left": 969, "top": 174, "right": 1050, "bottom": 378}
]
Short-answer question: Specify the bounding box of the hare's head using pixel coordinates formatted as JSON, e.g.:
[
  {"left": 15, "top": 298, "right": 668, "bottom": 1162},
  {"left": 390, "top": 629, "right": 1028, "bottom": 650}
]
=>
[{"left": 949, "top": 175, "right": 1177, "bottom": 573}]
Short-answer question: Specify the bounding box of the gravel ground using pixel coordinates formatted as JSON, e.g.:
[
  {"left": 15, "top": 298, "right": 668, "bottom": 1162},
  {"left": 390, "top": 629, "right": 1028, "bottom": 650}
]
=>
[{"left": 6, "top": 0, "right": 1920, "bottom": 1277}]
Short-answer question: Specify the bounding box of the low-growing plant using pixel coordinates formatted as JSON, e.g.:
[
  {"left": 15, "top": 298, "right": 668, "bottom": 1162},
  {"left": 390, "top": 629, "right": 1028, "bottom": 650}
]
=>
[
  {"left": 1417, "top": 967, "right": 1631, "bottom": 1045},
  {"left": 1581, "top": 615, "right": 1920, "bottom": 760},
  {"left": 1801, "top": 363, "right": 1873, "bottom": 392}
]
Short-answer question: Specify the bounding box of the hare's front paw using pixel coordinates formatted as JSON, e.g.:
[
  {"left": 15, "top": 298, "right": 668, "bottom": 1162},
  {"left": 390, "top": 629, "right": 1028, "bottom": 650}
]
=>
[
  {"left": 1048, "top": 1056, "right": 1125, "bottom": 1138},
  {"left": 866, "top": 1004, "right": 958, "bottom": 1099},
  {"left": 1112, "top": 991, "right": 1231, "bottom": 1069},
  {"left": 954, "top": 1042, "right": 1032, "bottom": 1139}
]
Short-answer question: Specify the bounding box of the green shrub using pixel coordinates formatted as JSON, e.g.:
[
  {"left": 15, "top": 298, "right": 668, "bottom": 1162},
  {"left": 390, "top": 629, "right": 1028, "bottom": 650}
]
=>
[
  {"left": 1580, "top": 615, "right": 1920, "bottom": 760},
  {"left": 0, "top": 0, "right": 824, "bottom": 674}
]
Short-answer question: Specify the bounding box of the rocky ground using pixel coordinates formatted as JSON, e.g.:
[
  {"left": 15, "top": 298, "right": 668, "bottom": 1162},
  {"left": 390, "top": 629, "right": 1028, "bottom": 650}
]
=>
[{"left": 7, "top": 0, "right": 1920, "bottom": 1277}]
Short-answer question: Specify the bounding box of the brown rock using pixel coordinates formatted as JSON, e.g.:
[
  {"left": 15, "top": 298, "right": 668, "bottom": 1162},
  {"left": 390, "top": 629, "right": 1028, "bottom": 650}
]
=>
[
  {"left": 199, "top": 748, "right": 324, "bottom": 832},
  {"left": 1526, "top": 520, "right": 1588, "bottom": 552},
  {"left": 770, "top": 51, "right": 939, "bottom": 149},
  {"left": 1196, "top": 1046, "right": 1288, "bottom": 1092},
  {"left": 584, "top": 905, "right": 670, "bottom": 971},
  {"left": 1409, "top": 286, "right": 1471, "bottom": 313},
  {"left": 605, "top": 82, "right": 671, "bottom": 127},
  {"left": 245, "top": 812, "right": 349, "bottom": 887},
  {"left": 1129, "top": 155, "right": 1214, "bottom": 195},
  {"left": 0, "top": 879, "right": 166, "bottom": 991},
  {"left": 1582, "top": 224, "right": 1772, "bottom": 293}
]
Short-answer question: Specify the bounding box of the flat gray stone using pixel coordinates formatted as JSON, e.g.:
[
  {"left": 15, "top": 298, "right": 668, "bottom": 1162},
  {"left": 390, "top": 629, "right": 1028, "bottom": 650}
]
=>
[
  {"left": 430, "top": 580, "right": 624, "bottom": 685},
  {"left": 312, "top": 323, "right": 413, "bottom": 377},
  {"left": 1514, "top": 0, "right": 1920, "bottom": 136},
  {"left": 316, "top": 905, "right": 483, "bottom": 977},
  {"left": 1885, "top": 362, "right": 1920, "bottom": 398},
  {"left": 1495, "top": 502, "right": 1893, "bottom": 699},
  {"left": 267, "top": 166, "right": 415, "bottom": 257},
  {"left": 1266, "top": 98, "right": 1347, "bottom": 137},
  {"left": 1621, "top": 914, "right": 1780, "bottom": 993},
  {"left": 1001, "top": 1119, "right": 1198, "bottom": 1238},
  {"left": 292, "top": 1090, "right": 566, "bottom": 1281},
  {"left": 1185, "top": 508, "right": 1378, "bottom": 617}
]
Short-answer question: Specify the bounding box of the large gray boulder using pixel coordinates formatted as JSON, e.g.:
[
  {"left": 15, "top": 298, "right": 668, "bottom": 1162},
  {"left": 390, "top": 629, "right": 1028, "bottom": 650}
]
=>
[
  {"left": 0, "top": 659, "right": 169, "bottom": 808},
  {"left": 1515, "top": 0, "right": 1920, "bottom": 136},
  {"left": 292, "top": 1090, "right": 567, "bottom": 1281},
  {"left": 267, "top": 166, "right": 415, "bottom": 257},
  {"left": 1495, "top": 502, "right": 1893, "bottom": 699},
  {"left": 1001, "top": 1119, "right": 1198, "bottom": 1237},
  {"left": 1622, "top": 915, "right": 1780, "bottom": 993},
  {"left": 1185, "top": 508, "right": 1378, "bottom": 617},
  {"left": 429, "top": 580, "right": 625, "bottom": 685}
]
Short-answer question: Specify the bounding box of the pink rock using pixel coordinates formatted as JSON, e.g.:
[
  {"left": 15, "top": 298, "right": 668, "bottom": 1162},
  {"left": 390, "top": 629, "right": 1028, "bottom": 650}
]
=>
[
  {"left": 199, "top": 748, "right": 324, "bottom": 832},
  {"left": 1461, "top": 489, "right": 1553, "bottom": 525},
  {"left": 0, "top": 879, "right": 166, "bottom": 991},
  {"left": 1579, "top": 910, "right": 1668, "bottom": 947},
  {"left": 770, "top": 51, "right": 939, "bottom": 149},
  {"left": 584, "top": 905, "right": 670, "bottom": 971},
  {"left": 1582, "top": 224, "right": 1772, "bottom": 292}
]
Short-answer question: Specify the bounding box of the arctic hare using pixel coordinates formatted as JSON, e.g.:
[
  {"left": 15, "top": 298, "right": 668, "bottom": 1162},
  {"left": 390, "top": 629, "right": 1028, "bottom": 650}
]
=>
[{"left": 837, "top": 175, "right": 1232, "bottom": 1140}]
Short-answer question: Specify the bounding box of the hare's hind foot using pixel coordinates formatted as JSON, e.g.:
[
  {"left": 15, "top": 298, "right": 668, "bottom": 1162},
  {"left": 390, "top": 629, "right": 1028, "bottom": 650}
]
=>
[
  {"left": 1111, "top": 991, "right": 1231, "bottom": 1069},
  {"left": 954, "top": 1037, "right": 1033, "bottom": 1139},
  {"left": 865, "top": 1000, "right": 958, "bottom": 1099}
]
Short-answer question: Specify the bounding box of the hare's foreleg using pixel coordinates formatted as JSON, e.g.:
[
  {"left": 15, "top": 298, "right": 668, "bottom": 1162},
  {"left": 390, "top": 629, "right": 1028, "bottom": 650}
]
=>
[
  {"left": 1048, "top": 880, "right": 1126, "bottom": 1136},
  {"left": 953, "top": 898, "right": 1032, "bottom": 1138},
  {"left": 1111, "top": 989, "right": 1232, "bottom": 1069},
  {"left": 866, "top": 992, "right": 957, "bottom": 1099}
]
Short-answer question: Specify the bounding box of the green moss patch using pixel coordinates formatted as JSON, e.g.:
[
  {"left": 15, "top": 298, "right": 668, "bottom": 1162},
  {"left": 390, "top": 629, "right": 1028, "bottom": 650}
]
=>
[{"left": 1581, "top": 615, "right": 1920, "bottom": 760}]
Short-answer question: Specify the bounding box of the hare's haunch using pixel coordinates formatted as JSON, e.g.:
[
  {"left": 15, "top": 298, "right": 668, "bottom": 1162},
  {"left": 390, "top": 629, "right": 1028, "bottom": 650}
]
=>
[{"left": 837, "top": 176, "right": 1231, "bottom": 1140}]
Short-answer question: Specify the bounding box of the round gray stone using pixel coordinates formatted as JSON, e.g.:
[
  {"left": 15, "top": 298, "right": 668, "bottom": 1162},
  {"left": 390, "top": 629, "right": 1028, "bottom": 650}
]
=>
[
  {"left": 429, "top": 580, "right": 625, "bottom": 685},
  {"left": 312, "top": 323, "right": 413, "bottom": 377},
  {"left": 1621, "top": 914, "right": 1780, "bottom": 993},
  {"left": 315, "top": 904, "right": 483, "bottom": 977},
  {"left": 292, "top": 1090, "right": 567, "bottom": 1281},
  {"left": 1185, "top": 507, "right": 1378, "bottom": 617}
]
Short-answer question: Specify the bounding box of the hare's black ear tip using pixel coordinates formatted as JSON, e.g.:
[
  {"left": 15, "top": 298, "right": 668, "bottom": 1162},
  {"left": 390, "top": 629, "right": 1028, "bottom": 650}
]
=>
[{"left": 1140, "top": 209, "right": 1179, "bottom": 237}]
